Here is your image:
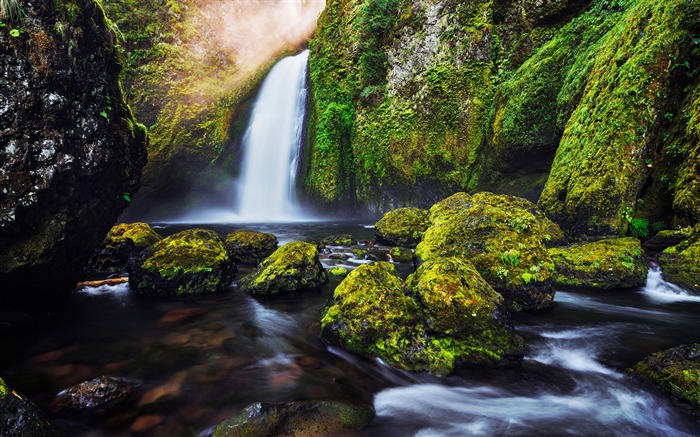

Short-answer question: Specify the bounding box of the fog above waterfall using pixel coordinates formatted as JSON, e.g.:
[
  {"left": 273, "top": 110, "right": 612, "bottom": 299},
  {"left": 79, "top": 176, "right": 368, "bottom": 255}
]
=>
[{"left": 201, "top": 0, "right": 325, "bottom": 70}]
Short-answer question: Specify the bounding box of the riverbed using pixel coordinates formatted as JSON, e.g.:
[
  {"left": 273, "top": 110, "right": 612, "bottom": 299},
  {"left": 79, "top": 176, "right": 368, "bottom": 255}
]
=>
[{"left": 1, "top": 221, "right": 699, "bottom": 436}]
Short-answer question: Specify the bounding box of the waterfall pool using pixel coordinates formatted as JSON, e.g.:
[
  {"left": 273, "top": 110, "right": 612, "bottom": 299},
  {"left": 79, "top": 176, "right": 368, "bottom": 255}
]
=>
[{"left": 2, "top": 221, "right": 700, "bottom": 436}]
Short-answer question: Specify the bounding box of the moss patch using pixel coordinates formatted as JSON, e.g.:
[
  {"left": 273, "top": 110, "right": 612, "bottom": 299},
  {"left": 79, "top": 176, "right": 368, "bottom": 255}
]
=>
[
  {"left": 629, "top": 343, "right": 700, "bottom": 415},
  {"left": 549, "top": 237, "right": 647, "bottom": 289},
  {"left": 224, "top": 230, "right": 278, "bottom": 265},
  {"left": 320, "top": 259, "right": 524, "bottom": 374},
  {"left": 238, "top": 241, "right": 328, "bottom": 294},
  {"left": 374, "top": 207, "right": 430, "bottom": 248},
  {"left": 128, "top": 228, "right": 235, "bottom": 295},
  {"left": 416, "top": 192, "right": 561, "bottom": 311},
  {"left": 658, "top": 227, "right": 700, "bottom": 293}
]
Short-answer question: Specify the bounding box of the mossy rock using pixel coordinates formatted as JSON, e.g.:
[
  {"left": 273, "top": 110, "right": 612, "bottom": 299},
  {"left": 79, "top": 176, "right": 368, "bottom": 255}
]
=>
[
  {"left": 644, "top": 228, "right": 692, "bottom": 254},
  {"left": 87, "top": 223, "right": 163, "bottom": 275},
  {"left": 629, "top": 343, "right": 700, "bottom": 415},
  {"left": 213, "top": 400, "right": 375, "bottom": 437},
  {"left": 416, "top": 192, "right": 560, "bottom": 311},
  {"left": 128, "top": 229, "right": 235, "bottom": 296},
  {"left": 389, "top": 247, "right": 414, "bottom": 263},
  {"left": 405, "top": 258, "right": 525, "bottom": 367},
  {"left": 224, "top": 230, "right": 278, "bottom": 265},
  {"left": 320, "top": 234, "right": 355, "bottom": 247},
  {"left": 321, "top": 260, "right": 523, "bottom": 375},
  {"left": 328, "top": 266, "right": 349, "bottom": 276},
  {"left": 0, "top": 377, "right": 59, "bottom": 436},
  {"left": 548, "top": 237, "right": 648, "bottom": 289},
  {"left": 374, "top": 207, "right": 430, "bottom": 248},
  {"left": 658, "top": 235, "right": 700, "bottom": 294},
  {"left": 238, "top": 242, "right": 328, "bottom": 294}
]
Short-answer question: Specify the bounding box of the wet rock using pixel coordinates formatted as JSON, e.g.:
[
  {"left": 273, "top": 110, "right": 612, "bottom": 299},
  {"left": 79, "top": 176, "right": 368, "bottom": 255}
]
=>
[
  {"left": 375, "top": 207, "right": 430, "bottom": 248},
  {"left": 128, "top": 229, "right": 236, "bottom": 296},
  {"left": 213, "top": 400, "right": 375, "bottom": 437},
  {"left": 548, "top": 237, "right": 648, "bottom": 289},
  {"left": 416, "top": 192, "right": 562, "bottom": 311},
  {"left": 321, "top": 260, "right": 524, "bottom": 375},
  {"left": 53, "top": 375, "right": 132, "bottom": 413},
  {"left": 0, "top": 377, "right": 59, "bottom": 436},
  {"left": 238, "top": 242, "right": 328, "bottom": 295},
  {"left": 644, "top": 228, "right": 692, "bottom": 254},
  {"left": 629, "top": 343, "right": 700, "bottom": 415},
  {"left": 320, "top": 234, "right": 355, "bottom": 247},
  {"left": 224, "top": 230, "right": 278, "bottom": 265},
  {"left": 657, "top": 227, "right": 700, "bottom": 293},
  {"left": 124, "top": 343, "right": 203, "bottom": 379},
  {"left": 86, "top": 223, "right": 162, "bottom": 275},
  {"left": 0, "top": 0, "right": 148, "bottom": 298},
  {"left": 130, "top": 414, "right": 164, "bottom": 433},
  {"left": 389, "top": 247, "right": 414, "bottom": 263}
]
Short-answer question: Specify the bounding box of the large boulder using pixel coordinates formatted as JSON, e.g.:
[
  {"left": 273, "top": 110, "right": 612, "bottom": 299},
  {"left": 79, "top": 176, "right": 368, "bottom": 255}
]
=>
[
  {"left": 657, "top": 225, "right": 700, "bottom": 293},
  {"left": 548, "top": 237, "right": 648, "bottom": 289},
  {"left": 238, "top": 242, "right": 328, "bottom": 294},
  {"left": 87, "top": 223, "right": 162, "bottom": 275},
  {"left": 629, "top": 343, "right": 700, "bottom": 415},
  {"left": 416, "top": 192, "right": 563, "bottom": 311},
  {"left": 213, "top": 400, "right": 375, "bottom": 437},
  {"left": 224, "top": 230, "right": 278, "bottom": 265},
  {"left": 0, "top": 0, "right": 148, "bottom": 299},
  {"left": 128, "top": 229, "right": 235, "bottom": 296},
  {"left": 321, "top": 260, "right": 524, "bottom": 375},
  {"left": 0, "top": 377, "right": 59, "bottom": 436},
  {"left": 374, "top": 207, "right": 430, "bottom": 248}
]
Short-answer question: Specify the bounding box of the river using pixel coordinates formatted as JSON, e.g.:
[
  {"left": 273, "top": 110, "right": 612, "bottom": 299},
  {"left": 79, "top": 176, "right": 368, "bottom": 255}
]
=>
[{"left": 1, "top": 221, "right": 699, "bottom": 436}]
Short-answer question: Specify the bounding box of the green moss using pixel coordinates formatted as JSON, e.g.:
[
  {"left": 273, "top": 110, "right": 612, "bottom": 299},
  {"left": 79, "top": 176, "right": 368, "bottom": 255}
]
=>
[
  {"left": 129, "top": 229, "right": 234, "bottom": 295},
  {"left": 374, "top": 207, "right": 430, "bottom": 248},
  {"left": 105, "top": 222, "right": 162, "bottom": 249},
  {"left": 328, "top": 266, "right": 349, "bottom": 276},
  {"left": 224, "top": 229, "right": 278, "bottom": 265},
  {"left": 416, "top": 192, "right": 558, "bottom": 311},
  {"left": 630, "top": 343, "right": 700, "bottom": 414},
  {"left": 658, "top": 237, "right": 700, "bottom": 293},
  {"left": 538, "top": 0, "right": 700, "bottom": 238},
  {"left": 321, "top": 258, "right": 523, "bottom": 374},
  {"left": 143, "top": 229, "right": 227, "bottom": 278},
  {"left": 548, "top": 237, "right": 647, "bottom": 289},
  {"left": 388, "top": 246, "right": 413, "bottom": 263},
  {"left": 238, "top": 241, "right": 328, "bottom": 294},
  {"left": 320, "top": 234, "right": 355, "bottom": 246}
]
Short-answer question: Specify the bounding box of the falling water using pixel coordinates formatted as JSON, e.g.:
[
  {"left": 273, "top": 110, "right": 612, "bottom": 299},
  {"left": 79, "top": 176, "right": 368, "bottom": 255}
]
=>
[{"left": 235, "top": 50, "right": 309, "bottom": 221}]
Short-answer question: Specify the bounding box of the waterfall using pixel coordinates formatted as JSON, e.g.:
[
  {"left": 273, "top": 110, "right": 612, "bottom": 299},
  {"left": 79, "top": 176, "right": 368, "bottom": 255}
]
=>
[{"left": 235, "top": 50, "right": 309, "bottom": 221}]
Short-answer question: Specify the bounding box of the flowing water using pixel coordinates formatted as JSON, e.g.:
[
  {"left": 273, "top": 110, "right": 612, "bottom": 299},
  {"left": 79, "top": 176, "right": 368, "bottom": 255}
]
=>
[
  {"left": 175, "top": 50, "right": 311, "bottom": 224},
  {"left": 2, "top": 222, "right": 700, "bottom": 436}
]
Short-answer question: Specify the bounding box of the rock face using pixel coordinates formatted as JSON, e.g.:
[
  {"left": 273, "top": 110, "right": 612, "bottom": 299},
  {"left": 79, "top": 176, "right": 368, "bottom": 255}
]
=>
[
  {"left": 416, "top": 192, "right": 563, "bottom": 311},
  {"left": 0, "top": 0, "right": 148, "bottom": 298},
  {"left": 128, "top": 229, "right": 235, "bottom": 296},
  {"left": 87, "top": 223, "right": 162, "bottom": 275},
  {"left": 321, "top": 260, "right": 524, "bottom": 375},
  {"left": 548, "top": 238, "right": 648, "bottom": 289},
  {"left": 304, "top": 0, "right": 700, "bottom": 236},
  {"left": 374, "top": 207, "right": 430, "bottom": 248},
  {"left": 238, "top": 241, "right": 328, "bottom": 294},
  {"left": 224, "top": 230, "right": 278, "bottom": 265},
  {"left": 53, "top": 376, "right": 132, "bottom": 413},
  {"left": 213, "top": 400, "right": 375, "bottom": 437},
  {"left": 658, "top": 227, "right": 700, "bottom": 293},
  {"left": 0, "top": 377, "right": 58, "bottom": 436},
  {"left": 629, "top": 343, "right": 700, "bottom": 415}
]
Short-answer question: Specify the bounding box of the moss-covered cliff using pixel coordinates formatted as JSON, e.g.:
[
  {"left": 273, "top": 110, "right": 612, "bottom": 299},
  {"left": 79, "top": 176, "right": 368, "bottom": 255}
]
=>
[
  {"left": 101, "top": 0, "right": 322, "bottom": 219},
  {"left": 305, "top": 0, "right": 700, "bottom": 236}
]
